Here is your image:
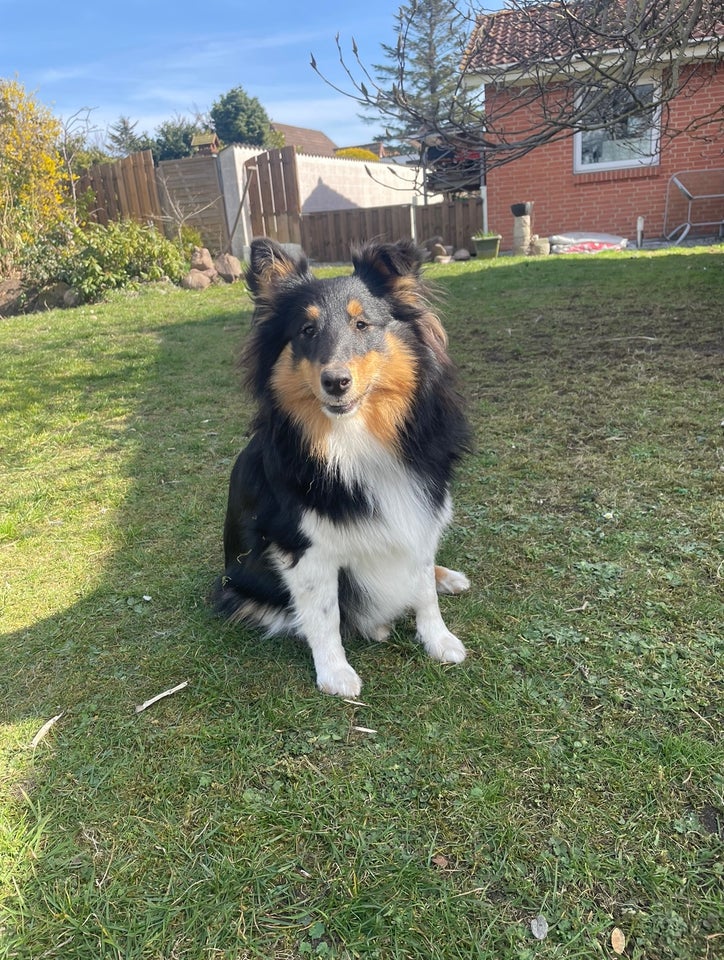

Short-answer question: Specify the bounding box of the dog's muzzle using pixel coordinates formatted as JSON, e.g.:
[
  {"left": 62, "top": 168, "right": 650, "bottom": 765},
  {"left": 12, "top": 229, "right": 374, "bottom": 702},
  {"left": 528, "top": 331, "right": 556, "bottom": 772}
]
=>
[
  {"left": 320, "top": 365, "right": 362, "bottom": 416},
  {"left": 321, "top": 365, "right": 352, "bottom": 398}
]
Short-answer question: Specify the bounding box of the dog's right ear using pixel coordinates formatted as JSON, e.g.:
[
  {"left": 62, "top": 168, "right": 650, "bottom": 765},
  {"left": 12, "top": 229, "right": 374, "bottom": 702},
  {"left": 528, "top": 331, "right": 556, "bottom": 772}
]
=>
[{"left": 247, "top": 238, "right": 310, "bottom": 302}]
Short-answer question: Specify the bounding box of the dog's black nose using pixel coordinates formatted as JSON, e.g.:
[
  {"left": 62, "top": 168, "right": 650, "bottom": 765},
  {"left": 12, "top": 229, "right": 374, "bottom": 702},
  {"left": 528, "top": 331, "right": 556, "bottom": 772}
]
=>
[{"left": 321, "top": 367, "right": 352, "bottom": 397}]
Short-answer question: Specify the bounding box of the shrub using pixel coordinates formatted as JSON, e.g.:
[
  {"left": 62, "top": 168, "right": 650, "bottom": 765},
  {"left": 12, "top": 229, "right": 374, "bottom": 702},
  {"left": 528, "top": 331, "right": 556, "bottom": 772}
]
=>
[
  {"left": 0, "top": 79, "right": 68, "bottom": 276},
  {"left": 178, "top": 225, "right": 204, "bottom": 262},
  {"left": 334, "top": 147, "right": 380, "bottom": 162},
  {"left": 20, "top": 219, "right": 187, "bottom": 303}
]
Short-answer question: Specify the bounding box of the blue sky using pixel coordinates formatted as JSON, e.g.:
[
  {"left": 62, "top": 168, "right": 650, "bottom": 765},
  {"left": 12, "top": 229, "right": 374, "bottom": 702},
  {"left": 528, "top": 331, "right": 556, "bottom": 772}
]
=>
[{"left": 0, "top": 0, "right": 416, "bottom": 148}]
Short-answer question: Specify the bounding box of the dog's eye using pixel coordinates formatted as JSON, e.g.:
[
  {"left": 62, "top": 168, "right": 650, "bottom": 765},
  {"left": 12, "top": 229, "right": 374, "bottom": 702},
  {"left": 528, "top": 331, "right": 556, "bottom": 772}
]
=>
[
  {"left": 355, "top": 319, "right": 369, "bottom": 331},
  {"left": 300, "top": 323, "right": 317, "bottom": 338}
]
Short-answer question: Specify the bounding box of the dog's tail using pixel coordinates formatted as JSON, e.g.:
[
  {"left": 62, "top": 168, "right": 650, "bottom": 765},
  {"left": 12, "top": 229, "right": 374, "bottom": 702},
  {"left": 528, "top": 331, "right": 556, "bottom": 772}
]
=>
[{"left": 211, "top": 568, "right": 293, "bottom": 635}]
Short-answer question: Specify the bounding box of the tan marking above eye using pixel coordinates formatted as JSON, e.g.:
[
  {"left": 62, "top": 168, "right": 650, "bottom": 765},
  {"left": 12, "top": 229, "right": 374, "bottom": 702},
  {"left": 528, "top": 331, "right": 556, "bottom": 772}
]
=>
[
  {"left": 305, "top": 304, "right": 321, "bottom": 321},
  {"left": 346, "top": 299, "right": 365, "bottom": 318}
]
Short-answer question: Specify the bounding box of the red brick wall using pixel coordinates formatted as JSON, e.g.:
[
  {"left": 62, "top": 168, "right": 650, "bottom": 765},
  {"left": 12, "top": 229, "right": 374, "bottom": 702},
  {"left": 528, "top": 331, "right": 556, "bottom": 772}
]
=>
[{"left": 485, "top": 63, "right": 724, "bottom": 249}]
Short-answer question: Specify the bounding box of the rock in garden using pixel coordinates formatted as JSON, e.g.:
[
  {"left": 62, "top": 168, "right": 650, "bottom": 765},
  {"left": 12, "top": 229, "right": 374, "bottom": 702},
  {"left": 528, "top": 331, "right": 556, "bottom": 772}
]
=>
[
  {"left": 36, "top": 282, "right": 72, "bottom": 310},
  {"left": 63, "top": 287, "right": 82, "bottom": 307},
  {"left": 453, "top": 248, "right": 471, "bottom": 260},
  {"left": 181, "top": 269, "right": 212, "bottom": 290},
  {"left": 422, "top": 235, "right": 445, "bottom": 253},
  {"left": 214, "top": 253, "right": 242, "bottom": 283},
  {"left": 190, "top": 247, "right": 214, "bottom": 272}
]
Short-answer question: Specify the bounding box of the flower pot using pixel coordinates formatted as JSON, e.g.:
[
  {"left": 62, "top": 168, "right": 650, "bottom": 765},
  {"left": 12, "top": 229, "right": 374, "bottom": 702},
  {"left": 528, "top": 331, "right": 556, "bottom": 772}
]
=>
[
  {"left": 510, "top": 202, "right": 533, "bottom": 217},
  {"left": 472, "top": 235, "right": 501, "bottom": 259}
]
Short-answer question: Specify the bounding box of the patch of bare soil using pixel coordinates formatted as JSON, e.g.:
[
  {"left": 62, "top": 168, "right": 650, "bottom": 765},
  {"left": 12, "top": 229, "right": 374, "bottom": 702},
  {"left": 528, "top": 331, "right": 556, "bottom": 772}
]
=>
[
  {"left": 0, "top": 273, "right": 25, "bottom": 317},
  {"left": 0, "top": 273, "right": 75, "bottom": 317}
]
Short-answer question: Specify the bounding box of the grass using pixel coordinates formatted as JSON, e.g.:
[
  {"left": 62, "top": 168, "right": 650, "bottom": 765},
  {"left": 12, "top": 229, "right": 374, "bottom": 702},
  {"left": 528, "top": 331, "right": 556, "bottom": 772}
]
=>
[{"left": 1, "top": 247, "right": 722, "bottom": 959}]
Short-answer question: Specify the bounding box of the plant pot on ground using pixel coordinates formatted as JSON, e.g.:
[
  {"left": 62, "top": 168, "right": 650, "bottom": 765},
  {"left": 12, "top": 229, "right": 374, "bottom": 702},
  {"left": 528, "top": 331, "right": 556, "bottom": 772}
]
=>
[{"left": 471, "top": 233, "right": 502, "bottom": 259}]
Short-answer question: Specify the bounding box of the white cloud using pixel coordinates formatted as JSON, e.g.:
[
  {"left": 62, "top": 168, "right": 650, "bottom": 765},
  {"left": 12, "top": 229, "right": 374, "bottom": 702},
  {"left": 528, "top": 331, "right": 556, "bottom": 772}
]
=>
[{"left": 35, "top": 65, "right": 94, "bottom": 84}]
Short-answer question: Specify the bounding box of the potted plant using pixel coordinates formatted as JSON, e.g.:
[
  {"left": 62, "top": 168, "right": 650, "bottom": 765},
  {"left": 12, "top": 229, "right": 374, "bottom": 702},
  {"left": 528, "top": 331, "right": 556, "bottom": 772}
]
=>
[{"left": 471, "top": 231, "right": 502, "bottom": 259}]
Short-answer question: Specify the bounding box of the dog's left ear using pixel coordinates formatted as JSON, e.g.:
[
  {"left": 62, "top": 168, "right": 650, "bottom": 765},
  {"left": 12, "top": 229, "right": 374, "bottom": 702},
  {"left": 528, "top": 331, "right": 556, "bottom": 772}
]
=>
[
  {"left": 351, "top": 239, "right": 423, "bottom": 292},
  {"left": 247, "top": 238, "right": 311, "bottom": 302},
  {"left": 353, "top": 240, "right": 449, "bottom": 362}
]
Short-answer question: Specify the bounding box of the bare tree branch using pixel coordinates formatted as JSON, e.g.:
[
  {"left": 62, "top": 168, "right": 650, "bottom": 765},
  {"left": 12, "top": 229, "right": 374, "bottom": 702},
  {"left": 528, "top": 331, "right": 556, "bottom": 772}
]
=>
[
  {"left": 58, "top": 107, "right": 104, "bottom": 224},
  {"left": 312, "top": 0, "right": 723, "bottom": 173}
]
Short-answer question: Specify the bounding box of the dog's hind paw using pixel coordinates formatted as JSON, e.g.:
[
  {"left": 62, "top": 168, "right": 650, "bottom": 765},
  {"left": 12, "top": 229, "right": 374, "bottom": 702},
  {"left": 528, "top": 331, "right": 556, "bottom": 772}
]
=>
[
  {"left": 435, "top": 566, "right": 470, "bottom": 595},
  {"left": 421, "top": 630, "right": 467, "bottom": 664},
  {"left": 315, "top": 662, "right": 363, "bottom": 698}
]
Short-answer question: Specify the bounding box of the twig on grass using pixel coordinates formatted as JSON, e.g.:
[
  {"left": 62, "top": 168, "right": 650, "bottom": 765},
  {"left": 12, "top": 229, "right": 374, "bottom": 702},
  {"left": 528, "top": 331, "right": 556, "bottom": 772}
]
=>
[
  {"left": 598, "top": 335, "right": 660, "bottom": 343},
  {"left": 566, "top": 601, "right": 590, "bottom": 613},
  {"left": 30, "top": 713, "right": 64, "bottom": 748},
  {"left": 135, "top": 681, "right": 188, "bottom": 714}
]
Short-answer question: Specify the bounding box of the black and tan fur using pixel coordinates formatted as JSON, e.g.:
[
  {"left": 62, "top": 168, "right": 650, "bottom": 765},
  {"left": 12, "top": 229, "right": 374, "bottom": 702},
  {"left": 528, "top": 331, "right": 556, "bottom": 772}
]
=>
[{"left": 214, "top": 238, "right": 470, "bottom": 696}]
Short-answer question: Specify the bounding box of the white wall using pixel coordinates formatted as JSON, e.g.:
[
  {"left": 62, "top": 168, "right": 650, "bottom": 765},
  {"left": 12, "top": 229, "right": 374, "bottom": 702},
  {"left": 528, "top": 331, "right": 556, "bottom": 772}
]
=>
[
  {"left": 217, "top": 145, "right": 263, "bottom": 260},
  {"left": 218, "top": 146, "right": 437, "bottom": 258},
  {"left": 295, "top": 154, "right": 429, "bottom": 213}
]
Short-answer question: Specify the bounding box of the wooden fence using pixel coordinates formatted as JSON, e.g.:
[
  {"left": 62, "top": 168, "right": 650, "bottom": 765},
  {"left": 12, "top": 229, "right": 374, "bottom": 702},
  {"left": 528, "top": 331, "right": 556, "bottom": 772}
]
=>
[
  {"left": 300, "top": 197, "right": 484, "bottom": 262},
  {"left": 77, "top": 148, "right": 483, "bottom": 262},
  {"left": 156, "top": 155, "right": 229, "bottom": 252},
  {"left": 416, "top": 198, "right": 484, "bottom": 252},
  {"left": 245, "top": 146, "right": 302, "bottom": 244},
  {"left": 77, "top": 151, "right": 229, "bottom": 252},
  {"left": 77, "top": 151, "right": 162, "bottom": 227}
]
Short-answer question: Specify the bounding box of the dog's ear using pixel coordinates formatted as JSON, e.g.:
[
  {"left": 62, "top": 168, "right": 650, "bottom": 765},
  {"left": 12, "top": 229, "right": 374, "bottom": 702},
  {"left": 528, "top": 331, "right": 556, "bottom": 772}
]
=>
[
  {"left": 247, "top": 238, "right": 310, "bottom": 302},
  {"left": 351, "top": 239, "right": 424, "bottom": 291},
  {"left": 353, "top": 240, "right": 449, "bottom": 363}
]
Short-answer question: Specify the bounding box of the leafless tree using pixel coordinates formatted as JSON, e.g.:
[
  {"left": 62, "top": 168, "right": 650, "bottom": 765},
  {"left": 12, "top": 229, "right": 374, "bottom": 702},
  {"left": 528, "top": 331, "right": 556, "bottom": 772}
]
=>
[
  {"left": 154, "top": 166, "right": 224, "bottom": 248},
  {"left": 58, "top": 107, "right": 108, "bottom": 223},
  {"left": 313, "top": 0, "right": 723, "bottom": 171}
]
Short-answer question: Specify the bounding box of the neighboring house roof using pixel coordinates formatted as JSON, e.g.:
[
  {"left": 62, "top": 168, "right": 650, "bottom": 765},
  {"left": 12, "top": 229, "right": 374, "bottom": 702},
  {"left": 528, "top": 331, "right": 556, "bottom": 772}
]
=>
[
  {"left": 338, "top": 142, "right": 400, "bottom": 158},
  {"left": 465, "top": 1, "right": 723, "bottom": 74},
  {"left": 270, "top": 123, "right": 338, "bottom": 155}
]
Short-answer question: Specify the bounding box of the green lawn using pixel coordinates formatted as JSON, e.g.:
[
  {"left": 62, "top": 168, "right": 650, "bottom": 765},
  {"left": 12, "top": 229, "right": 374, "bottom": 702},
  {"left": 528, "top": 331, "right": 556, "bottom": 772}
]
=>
[{"left": 1, "top": 247, "right": 722, "bottom": 959}]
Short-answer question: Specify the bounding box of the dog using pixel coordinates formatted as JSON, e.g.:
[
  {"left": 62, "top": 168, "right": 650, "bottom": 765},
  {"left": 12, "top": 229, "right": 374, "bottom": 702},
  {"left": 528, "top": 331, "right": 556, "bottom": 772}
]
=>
[{"left": 214, "top": 237, "right": 471, "bottom": 697}]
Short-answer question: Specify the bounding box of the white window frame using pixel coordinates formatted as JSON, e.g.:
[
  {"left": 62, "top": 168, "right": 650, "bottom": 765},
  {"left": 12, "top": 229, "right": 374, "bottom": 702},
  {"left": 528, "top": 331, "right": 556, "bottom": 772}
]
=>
[{"left": 573, "top": 75, "right": 661, "bottom": 174}]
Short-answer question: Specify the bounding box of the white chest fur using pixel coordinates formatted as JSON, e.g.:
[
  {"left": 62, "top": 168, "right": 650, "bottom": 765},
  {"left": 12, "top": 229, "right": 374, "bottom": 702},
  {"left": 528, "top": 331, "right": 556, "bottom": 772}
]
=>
[
  {"left": 298, "top": 416, "right": 451, "bottom": 630},
  {"left": 271, "top": 416, "right": 466, "bottom": 697}
]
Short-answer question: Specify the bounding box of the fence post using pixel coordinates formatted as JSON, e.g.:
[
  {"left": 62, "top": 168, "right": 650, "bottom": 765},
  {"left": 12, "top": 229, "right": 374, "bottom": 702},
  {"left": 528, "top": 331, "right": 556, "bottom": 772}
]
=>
[{"left": 410, "top": 194, "right": 418, "bottom": 243}]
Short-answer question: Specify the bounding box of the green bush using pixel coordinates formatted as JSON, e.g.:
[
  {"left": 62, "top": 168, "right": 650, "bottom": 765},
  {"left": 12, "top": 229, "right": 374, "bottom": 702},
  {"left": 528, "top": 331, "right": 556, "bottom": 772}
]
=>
[
  {"left": 20, "top": 219, "right": 187, "bottom": 303},
  {"left": 178, "top": 224, "right": 204, "bottom": 262}
]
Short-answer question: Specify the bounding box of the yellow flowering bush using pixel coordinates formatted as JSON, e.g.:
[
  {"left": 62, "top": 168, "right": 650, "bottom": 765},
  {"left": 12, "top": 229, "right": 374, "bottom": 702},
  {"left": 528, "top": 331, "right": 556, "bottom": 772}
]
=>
[
  {"left": 0, "top": 79, "right": 68, "bottom": 275},
  {"left": 334, "top": 147, "right": 381, "bottom": 162}
]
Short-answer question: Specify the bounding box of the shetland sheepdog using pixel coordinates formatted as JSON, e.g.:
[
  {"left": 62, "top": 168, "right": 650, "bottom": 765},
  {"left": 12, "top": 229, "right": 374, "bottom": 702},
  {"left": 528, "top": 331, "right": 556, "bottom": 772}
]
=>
[{"left": 214, "top": 237, "right": 471, "bottom": 697}]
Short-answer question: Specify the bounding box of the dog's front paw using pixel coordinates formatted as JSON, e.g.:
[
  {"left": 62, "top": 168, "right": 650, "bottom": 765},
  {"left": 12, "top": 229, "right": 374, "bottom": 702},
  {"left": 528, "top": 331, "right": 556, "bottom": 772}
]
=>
[
  {"left": 315, "top": 661, "right": 363, "bottom": 698},
  {"left": 421, "top": 630, "right": 467, "bottom": 664},
  {"left": 435, "top": 566, "right": 470, "bottom": 595}
]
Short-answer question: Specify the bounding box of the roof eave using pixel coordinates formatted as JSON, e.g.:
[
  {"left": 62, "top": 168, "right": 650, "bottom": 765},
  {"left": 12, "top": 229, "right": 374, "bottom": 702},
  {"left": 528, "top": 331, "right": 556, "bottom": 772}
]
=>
[{"left": 465, "top": 40, "right": 721, "bottom": 86}]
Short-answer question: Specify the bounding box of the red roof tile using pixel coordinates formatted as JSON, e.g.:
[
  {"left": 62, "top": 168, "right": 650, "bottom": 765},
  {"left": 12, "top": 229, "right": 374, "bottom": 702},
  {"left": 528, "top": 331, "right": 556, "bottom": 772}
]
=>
[
  {"left": 271, "top": 123, "right": 337, "bottom": 156},
  {"left": 465, "top": 1, "right": 723, "bottom": 72}
]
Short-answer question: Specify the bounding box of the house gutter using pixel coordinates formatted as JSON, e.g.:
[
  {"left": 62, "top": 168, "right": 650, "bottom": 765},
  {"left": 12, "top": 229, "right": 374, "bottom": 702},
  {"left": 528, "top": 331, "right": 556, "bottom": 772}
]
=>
[{"left": 465, "top": 39, "right": 721, "bottom": 87}]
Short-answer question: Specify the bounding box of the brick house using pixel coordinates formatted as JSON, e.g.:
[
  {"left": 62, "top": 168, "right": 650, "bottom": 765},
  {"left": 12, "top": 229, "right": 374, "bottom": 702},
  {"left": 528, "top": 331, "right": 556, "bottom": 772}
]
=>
[{"left": 464, "top": 2, "right": 723, "bottom": 249}]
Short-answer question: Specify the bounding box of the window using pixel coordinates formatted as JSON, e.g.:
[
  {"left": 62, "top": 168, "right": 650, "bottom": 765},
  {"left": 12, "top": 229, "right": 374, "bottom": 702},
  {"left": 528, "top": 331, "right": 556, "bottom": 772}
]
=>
[{"left": 574, "top": 80, "right": 660, "bottom": 173}]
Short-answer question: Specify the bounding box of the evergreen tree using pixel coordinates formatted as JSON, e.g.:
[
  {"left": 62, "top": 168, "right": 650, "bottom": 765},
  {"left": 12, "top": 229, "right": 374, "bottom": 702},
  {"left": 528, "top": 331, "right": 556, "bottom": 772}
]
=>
[
  {"left": 319, "top": 0, "right": 722, "bottom": 173},
  {"left": 365, "top": 0, "right": 470, "bottom": 143},
  {"left": 153, "top": 115, "right": 204, "bottom": 161},
  {"left": 106, "top": 116, "right": 154, "bottom": 157},
  {"left": 209, "top": 86, "right": 274, "bottom": 147}
]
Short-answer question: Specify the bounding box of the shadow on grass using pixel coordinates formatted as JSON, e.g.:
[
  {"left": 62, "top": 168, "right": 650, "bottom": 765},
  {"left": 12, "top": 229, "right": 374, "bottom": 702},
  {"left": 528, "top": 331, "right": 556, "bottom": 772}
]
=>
[
  {"left": 1, "top": 248, "right": 722, "bottom": 959},
  {"left": 1, "top": 289, "right": 344, "bottom": 956}
]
